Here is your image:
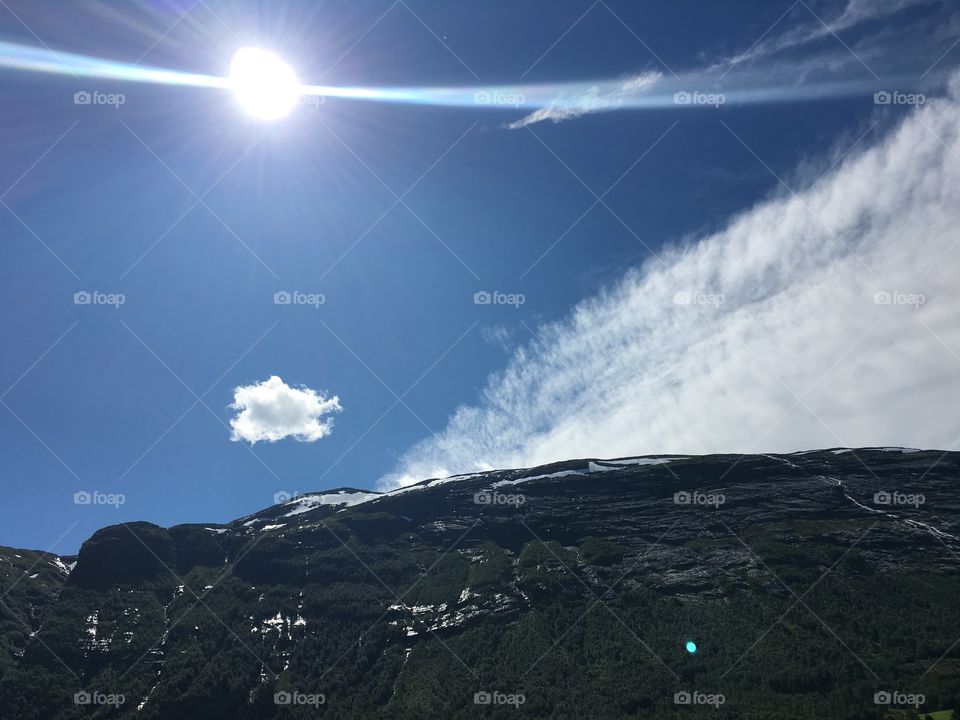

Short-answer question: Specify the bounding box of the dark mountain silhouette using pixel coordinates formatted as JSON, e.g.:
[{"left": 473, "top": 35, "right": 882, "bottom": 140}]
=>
[{"left": 1, "top": 449, "right": 958, "bottom": 718}]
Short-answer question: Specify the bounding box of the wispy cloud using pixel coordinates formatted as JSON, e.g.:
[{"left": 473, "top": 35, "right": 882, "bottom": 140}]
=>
[
  {"left": 503, "top": 0, "right": 948, "bottom": 129},
  {"left": 381, "top": 77, "right": 960, "bottom": 489},
  {"left": 229, "top": 376, "right": 342, "bottom": 444},
  {"left": 507, "top": 72, "right": 662, "bottom": 129},
  {"left": 717, "top": 0, "right": 942, "bottom": 71}
]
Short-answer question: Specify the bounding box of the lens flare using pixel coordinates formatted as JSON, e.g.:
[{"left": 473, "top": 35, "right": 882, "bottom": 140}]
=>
[{"left": 0, "top": 39, "right": 910, "bottom": 121}]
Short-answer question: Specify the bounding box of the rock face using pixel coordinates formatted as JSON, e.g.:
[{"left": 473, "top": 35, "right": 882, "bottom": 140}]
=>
[
  {"left": 1, "top": 449, "right": 959, "bottom": 719},
  {"left": 0, "top": 547, "right": 74, "bottom": 679}
]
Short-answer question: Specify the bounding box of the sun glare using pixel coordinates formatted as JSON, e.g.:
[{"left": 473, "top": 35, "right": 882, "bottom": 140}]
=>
[{"left": 229, "top": 47, "right": 301, "bottom": 121}]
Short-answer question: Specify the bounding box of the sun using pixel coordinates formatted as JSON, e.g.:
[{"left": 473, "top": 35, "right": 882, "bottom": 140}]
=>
[{"left": 229, "top": 47, "right": 301, "bottom": 121}]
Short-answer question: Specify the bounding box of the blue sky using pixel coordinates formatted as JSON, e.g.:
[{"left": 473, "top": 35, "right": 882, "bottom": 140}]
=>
[{"left": 1, "top": 0, "right": 959, "bottom": 554}]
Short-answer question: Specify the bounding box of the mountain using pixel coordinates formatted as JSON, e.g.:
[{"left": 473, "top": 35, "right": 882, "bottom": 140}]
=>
[
  {"left": 0, "top": 548, "right": 74, "bottom": 683},
  {"left": 1, "top": 449, "right": 959, "bottom": 719}
]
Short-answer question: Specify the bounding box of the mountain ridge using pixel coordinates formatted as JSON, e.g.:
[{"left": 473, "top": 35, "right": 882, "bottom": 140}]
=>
[{"left": 1, "top": 448, "right": 958, "bottom": 719}]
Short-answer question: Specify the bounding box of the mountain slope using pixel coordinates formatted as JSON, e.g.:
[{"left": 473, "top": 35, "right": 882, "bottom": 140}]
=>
[
  {"left": 1, "top": 449, "right": 959, "bottom": 719},
  {"left": 0, "top": 547, "right": 74, "bottom": 684}
]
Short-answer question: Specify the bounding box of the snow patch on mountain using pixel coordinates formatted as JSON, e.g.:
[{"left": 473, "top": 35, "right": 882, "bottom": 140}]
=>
[
  {"left": 492, "top": 469, "right": 584, "bottom": 488},
  {"left": 602, "top": 457, "right": 686, "bottom": 466},
  {"left": 50, "top": 557, "right": 73, "bottom": 575},
  {"left": 282, "top": 490, "right": 382, "bottom": 517}
]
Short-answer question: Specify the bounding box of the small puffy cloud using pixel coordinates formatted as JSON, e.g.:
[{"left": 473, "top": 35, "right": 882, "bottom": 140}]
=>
[{"left": 229, "top": 376, "right": 342, "bottom": 444}]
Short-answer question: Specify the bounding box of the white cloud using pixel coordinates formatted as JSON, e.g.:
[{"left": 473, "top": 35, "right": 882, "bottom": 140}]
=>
[
  {"left": 718, "top": 0, "right": 940, "bottom": 70},
  {"left": 503, "top": 1, "right": 950, "bottom": 129},
  {"left": 507, "top": 72, "right": 661, "bottom": 129},
  {"left": 381, "top": 77, "right": 960, "bottom": 490},
  {"left": 480, "top": 324, "right": 515, "bottom": 351},
  {"left": 229, "top": 376, "right": 342, "bottom": 444}
]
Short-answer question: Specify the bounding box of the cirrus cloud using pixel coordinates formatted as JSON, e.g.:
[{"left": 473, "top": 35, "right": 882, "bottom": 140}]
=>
[
  {"left": 506, "top": 72, "right": 662, "bottom": 129},
  {"left": 229, "top": 376, "right": 342, "bottom": 444},
  {"left": 381, "top": 73, "right": 960, "bottom": 490},
  {"left": 716, "top": 0, "right": 942, "bottom": 71}
]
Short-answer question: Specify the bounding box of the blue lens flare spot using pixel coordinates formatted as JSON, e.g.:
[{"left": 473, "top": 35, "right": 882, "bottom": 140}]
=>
[{"left": 685, "top": 640, "right": 697, "bottom": 654}]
